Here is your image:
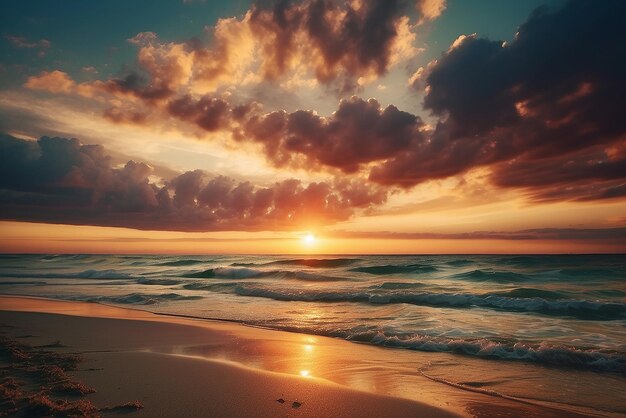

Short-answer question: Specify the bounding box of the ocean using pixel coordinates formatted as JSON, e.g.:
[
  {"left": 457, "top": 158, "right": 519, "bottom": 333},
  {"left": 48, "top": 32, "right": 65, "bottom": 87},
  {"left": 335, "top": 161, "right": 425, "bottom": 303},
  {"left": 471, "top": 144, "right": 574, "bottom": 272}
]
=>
[{"left": 1, "top": 254, "right": 625, "bottom": 414}]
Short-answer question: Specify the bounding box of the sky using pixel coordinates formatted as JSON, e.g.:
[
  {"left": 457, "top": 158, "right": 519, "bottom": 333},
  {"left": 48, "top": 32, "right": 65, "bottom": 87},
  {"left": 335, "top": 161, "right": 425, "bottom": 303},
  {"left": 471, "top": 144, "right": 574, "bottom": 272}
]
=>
[{"left": 0, "top": 0, "right": 625, "bottom": 254}]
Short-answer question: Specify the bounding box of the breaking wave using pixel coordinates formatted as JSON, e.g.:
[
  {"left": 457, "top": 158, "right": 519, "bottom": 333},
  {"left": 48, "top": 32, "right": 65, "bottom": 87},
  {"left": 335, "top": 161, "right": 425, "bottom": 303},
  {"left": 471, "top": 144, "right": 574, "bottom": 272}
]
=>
[
  {"left": 0, "top": 269, "right": 134, "bottom": 280},
  {"left": 231, "top": 258, "right": 360, "bottom": 268},
  {"left": 182, "top": 267, "right": 348, "bottom": 281},
  {"left": 339, "top": 330, "right": 625, "bottom": 373},
  {"left": 85, "top": 292, "right": 202, "bottom": 305},
  {"left": 452, "top": 269, "right": 531, "bottom": 283},
  {"left": 196, "top": 285, "right": 626, "bottom": 320},
  {"left": 349, "top": 264, "right": 437, "bottom": 275},
  {"left": 156, "top": 259, "right": 206, "bottom": 267}
]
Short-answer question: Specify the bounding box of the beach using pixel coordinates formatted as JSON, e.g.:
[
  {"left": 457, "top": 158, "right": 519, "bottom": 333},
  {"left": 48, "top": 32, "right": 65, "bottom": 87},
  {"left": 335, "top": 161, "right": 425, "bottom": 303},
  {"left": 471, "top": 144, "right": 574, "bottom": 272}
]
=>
[{"left": 1, "top": 296, "right": 613, "bottom": 417}]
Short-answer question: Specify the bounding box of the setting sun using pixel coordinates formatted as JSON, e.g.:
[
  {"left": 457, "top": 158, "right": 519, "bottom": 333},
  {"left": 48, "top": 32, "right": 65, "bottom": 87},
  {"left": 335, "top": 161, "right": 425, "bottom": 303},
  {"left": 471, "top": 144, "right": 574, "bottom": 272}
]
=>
[{"left": 303, "top": 234, "right": 316, "bottom": 244}]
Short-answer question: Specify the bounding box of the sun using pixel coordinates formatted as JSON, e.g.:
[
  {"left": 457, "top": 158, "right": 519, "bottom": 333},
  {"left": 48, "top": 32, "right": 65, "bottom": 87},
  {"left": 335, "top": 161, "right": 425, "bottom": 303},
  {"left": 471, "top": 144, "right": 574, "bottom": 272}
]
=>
[{"left": 303, "top": 234, "right": 315, "bottom": 244}]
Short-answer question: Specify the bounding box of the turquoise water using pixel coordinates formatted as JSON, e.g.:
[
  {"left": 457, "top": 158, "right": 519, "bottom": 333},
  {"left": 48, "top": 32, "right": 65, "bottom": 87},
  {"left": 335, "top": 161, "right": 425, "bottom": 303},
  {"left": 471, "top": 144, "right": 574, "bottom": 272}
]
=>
[{"left": 1, "top": 254, "right": 625, "bottom": 413}]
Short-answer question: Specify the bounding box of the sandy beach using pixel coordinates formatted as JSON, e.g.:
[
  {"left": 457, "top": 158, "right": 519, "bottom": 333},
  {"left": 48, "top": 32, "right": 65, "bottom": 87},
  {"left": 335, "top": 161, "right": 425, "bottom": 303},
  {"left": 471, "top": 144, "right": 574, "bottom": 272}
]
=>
[{"left": 0, "top": 296, "right": 606, "bottom": 417}]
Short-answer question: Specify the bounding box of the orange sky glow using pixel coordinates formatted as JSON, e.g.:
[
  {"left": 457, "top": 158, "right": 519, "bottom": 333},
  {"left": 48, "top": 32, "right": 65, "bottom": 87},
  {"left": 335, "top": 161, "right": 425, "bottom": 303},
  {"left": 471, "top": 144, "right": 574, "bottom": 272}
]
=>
[{"left": 0, "top": 0, "right": 624, "bottom": 254}]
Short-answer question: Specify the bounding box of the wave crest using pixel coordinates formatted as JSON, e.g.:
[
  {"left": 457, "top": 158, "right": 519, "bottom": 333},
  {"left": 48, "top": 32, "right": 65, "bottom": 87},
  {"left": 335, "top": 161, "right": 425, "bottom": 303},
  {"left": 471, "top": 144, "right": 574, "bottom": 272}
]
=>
[{"left": 202, "top": 285, "right": 626, "bottom": 320}]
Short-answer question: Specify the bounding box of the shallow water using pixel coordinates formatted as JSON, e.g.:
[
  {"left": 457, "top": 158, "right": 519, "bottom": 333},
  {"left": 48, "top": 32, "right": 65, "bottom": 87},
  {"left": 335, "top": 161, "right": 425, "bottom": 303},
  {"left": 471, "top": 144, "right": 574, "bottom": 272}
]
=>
[{"left": 1, "top": 254, "right": 625, "bottom": 414}]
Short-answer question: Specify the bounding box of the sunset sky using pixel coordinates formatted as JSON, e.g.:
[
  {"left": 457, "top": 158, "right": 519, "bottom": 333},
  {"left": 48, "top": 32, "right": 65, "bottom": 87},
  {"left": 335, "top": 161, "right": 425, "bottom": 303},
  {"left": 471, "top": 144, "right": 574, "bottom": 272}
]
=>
[{"left": 0, "top": 0, "right": 624, "bottom": 254}]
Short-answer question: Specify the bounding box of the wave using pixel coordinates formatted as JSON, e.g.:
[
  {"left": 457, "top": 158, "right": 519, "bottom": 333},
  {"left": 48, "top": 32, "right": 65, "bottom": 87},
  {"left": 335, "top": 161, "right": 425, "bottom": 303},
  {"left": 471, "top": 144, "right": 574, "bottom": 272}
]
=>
[
  {"left": 369, "top": 282, "right": 428, "bottom": 290},
  {"left": 452, "top": 269, "right": 531, "bottom": 283},
  {"left": 232, "top": 258, "right": 360, "bottom": 268},
  {"left": 86, "top": 292, "right": 202, "bottom": 305},
  {"left": 183, "top": 282, "right": 242, "bottom": 291},
  {"left": 183, "top": 267, "right": 263, "bottom": 279},
  {"left": 210, "top": 285, "right": 626, "bottom": 320},
  {"left": 183, "top": 269, "right": 217, "bottom": 278},
  {"left": 156, "top": 259, "right": 205, "bottom": 267},
  {"left": 445, "top": 259, "right": 474, "bottom": 267},
  {"left": 557, "top": 267, "right": 624, "bottom": 279},
  {"left": 488, "top": 287, "right": 566, "bottom": 300},
  {"left": 350, "top": 332, "right": 625, "bottom": 373},
  {"left": 0, "top": 269, "right": 134, "bottom": 280},
  {"left": 349, "top": 264, "right": 437, "bottom": 275},
  {"left": 182, "top": 267, "right": 348, "bottom": 281},
  {"left": 136, "top": 278, "right": 182, "bottom": 286},
  {"left": 0, "top": 280, "right": 46, "bottom": 286},
  {"left": 231, "top": 321, "right": 624, "bottom": 373}
]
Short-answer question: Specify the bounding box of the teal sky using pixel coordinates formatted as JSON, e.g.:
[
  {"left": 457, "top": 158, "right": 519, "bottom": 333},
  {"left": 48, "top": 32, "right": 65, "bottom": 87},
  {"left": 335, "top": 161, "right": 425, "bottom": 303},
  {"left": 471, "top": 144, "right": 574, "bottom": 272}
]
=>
[{"left": 2, "top": 0, "right": 562, "bottom": 88}]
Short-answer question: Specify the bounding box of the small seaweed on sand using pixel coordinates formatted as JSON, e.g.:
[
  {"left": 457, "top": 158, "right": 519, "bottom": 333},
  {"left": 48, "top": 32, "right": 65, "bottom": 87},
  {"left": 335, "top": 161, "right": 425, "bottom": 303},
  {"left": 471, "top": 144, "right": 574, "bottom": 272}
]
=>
[
  {"left": 51, "top": 380, "right": 97, "bottom": 396},
  {"left": 100, "top": 401, "right": 144, "bottom": 412},
  {"left": 0, "top": 337, "right": 97, "bottom": 417},
  {"left": 1, "top": 336, "right": 143, "bottom": 416},
  {"left": 0, "top": 377, "right": 23, "bottom": 414},
  {"left": 30, "top": 365, "right": 96, "bottom": 396},
  {"left": 23, "top": 394, "right": 99, "bottom": 417},
  {"left": 292, "top": 401, "right": 302, "bottom": 408}
]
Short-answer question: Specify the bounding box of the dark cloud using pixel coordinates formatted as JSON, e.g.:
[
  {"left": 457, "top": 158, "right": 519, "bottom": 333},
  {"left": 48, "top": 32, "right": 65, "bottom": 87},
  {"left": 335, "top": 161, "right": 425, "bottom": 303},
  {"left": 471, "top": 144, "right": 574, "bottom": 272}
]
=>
[
  {"left": 332, "top": 227, "right": 626, "bottom": 241},
  {"left": 249, "top": 0, "right": 411, "bottom": 90},
  {"left": 167, "top": 95, "right": 230, "bottom": 132},
  {"left": 146, "top": 0, "right": 626, "bottom": 203},
  {"left": 0, "top": 134, "right": 386, "bottom": 231},
  {"left": 372, "top": 0, "right": 626, "bottom": 193},
  {"left": 102, "top": 71, "right": 173, "bottom": 101},
  {"left": 242, "top": 96, "right": 423, "bottom": 172},
  {"left": 491, "top": 146, "right": 626, "bottom": 202}
]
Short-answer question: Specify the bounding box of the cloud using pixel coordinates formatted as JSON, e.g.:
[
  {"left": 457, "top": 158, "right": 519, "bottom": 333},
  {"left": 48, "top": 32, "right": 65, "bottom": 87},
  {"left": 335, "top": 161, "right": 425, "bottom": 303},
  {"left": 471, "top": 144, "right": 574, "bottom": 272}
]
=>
[
  {"left": 94, "top": 0, "right": 421, "bottom": 97},
  {"left": 167, "top": 94, "right": 231, "bottom": 132},
  {"left": 6, "top": 36, "right": 51, "bottom": 58},
  {"left": 82, "top": 66, "right": 98, "bottom": 74},
  {"left": 262, "top": 0, "right": 416, "bottom": 90},
  {"left": 0, "top": 134, "right": 386, "bottom": 231},
  {"left": 101, "top": 41, "right": 194, "bottom": 102},
  {"left": 17, "top": 0, "right": 626, "bottom": 205},
  {"left": 371, "top": 0, "right": 626, "bottom": 193},
  {"left": 331, "top": 227, "right": 626, "bottom": 241},
  {"left": 25, "top": 70, "right": 102, "bottom": 97},
  {"left": 6, "top": 36, "right": 51, "bottom": 49},
  {"left": 490, "top": 144, "right": 626, "bottom": 202},
  {"left": 241, "top": 96, "right": 423, "bottom": 172},
  {"left": 24, "top": 71, "right": 75, "bottom": 94},
  {"left": 417, "top": 0, "right": 446, "bottom": 22}
]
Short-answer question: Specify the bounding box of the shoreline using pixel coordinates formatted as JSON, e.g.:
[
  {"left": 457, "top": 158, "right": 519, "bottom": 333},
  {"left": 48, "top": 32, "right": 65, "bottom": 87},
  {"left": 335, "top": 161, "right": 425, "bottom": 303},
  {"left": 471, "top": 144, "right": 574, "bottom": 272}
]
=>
[{"left": 0, "top": 296, "right": 613, "bottom": 417}]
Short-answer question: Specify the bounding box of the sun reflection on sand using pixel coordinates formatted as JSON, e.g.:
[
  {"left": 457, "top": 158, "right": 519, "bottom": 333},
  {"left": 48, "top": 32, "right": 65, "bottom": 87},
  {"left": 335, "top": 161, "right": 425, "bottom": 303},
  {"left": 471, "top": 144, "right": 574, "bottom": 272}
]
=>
[{"left": 295, "top": 336, "right": 318, "bottom": 378}]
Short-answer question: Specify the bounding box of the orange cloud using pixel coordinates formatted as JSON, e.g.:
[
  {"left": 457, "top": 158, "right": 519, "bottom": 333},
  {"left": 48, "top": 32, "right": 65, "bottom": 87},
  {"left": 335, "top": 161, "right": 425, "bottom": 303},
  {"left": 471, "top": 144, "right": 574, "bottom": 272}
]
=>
[
  {"left": 25, "top": 70, "right": 103, "bottom": 98},
  {"left": 417, "top": 0, "right": 447, "bottom": 22},
  {"left": 25, "top": 70, "right": 75, "bottom": 94}
]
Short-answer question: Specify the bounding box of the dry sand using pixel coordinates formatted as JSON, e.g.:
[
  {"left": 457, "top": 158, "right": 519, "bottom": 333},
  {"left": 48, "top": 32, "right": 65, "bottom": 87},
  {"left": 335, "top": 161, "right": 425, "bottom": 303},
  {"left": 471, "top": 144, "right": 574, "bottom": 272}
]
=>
[{"left": 0, "top": 296, "right": 595, "bottom": 417}]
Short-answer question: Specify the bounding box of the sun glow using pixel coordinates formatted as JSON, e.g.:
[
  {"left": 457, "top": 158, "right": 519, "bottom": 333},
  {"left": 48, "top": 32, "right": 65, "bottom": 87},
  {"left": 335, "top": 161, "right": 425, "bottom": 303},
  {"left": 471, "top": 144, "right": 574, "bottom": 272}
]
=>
[{"left": 303, "top": 234, "right": 315, "bottom": 244}]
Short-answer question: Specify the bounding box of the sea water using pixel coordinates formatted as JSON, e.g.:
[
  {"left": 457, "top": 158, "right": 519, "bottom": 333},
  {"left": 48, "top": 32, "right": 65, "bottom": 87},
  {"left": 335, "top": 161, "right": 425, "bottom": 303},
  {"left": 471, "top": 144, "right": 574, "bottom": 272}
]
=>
[{"left": 1, "top": 254, "right": 624, "bottom": 414}]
